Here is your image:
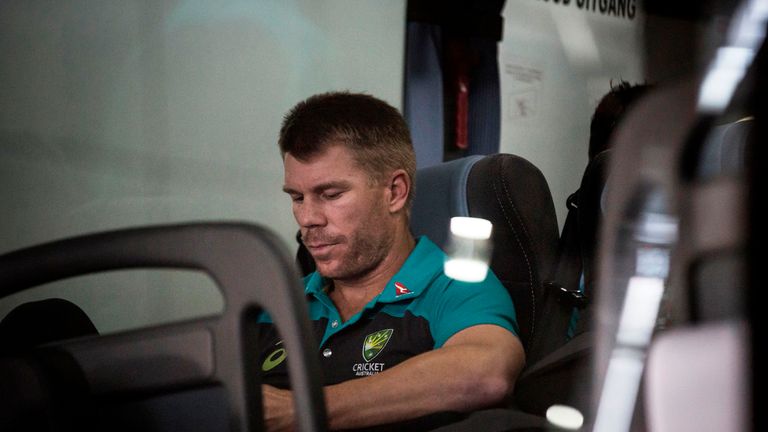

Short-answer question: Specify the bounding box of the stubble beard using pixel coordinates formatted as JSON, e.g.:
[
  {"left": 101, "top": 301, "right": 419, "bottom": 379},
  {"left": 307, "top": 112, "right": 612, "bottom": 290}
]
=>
[
  {"left": 312, "top": 218, "right": 395, "bottom": 282},
  {"left": 330, "top": 229, "right": 393, "bottom": 282}
]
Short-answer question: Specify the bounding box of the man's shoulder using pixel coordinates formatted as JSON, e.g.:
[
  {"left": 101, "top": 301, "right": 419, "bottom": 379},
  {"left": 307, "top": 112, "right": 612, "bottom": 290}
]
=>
[
  {"left": 400, "top": 236, "right": 508, "bottom": 299},
  {"left": 421, "top": 267, "right": 507, "bottom": 300}
]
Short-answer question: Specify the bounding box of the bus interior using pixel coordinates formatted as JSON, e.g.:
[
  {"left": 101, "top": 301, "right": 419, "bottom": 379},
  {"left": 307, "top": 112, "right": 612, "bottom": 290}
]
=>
[{"left": 1, "top": 0, "right": 763, "bottom": 431}]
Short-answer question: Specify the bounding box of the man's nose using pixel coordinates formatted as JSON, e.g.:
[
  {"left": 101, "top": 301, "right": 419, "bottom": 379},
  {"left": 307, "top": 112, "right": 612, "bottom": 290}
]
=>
[{"left": 294, "top": 200, "right": 326, "bottom": 227}]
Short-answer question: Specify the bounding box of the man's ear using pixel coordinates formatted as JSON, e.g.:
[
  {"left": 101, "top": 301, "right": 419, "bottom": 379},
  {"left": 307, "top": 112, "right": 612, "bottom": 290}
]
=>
[{"left": 386, "top": 169, "right": 411, "bottom": 213}]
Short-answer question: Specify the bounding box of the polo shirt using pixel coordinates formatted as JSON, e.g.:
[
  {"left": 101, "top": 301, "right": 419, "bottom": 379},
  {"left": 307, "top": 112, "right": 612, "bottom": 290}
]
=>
[{"left": 256, "top": 236, "right": 518, "bottom": 388}]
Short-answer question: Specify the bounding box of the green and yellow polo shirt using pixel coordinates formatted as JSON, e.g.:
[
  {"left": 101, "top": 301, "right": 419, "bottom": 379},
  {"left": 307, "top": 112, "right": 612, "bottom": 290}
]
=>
[{"left": 257, "top": 236, "right": 518, "bottom": 388}]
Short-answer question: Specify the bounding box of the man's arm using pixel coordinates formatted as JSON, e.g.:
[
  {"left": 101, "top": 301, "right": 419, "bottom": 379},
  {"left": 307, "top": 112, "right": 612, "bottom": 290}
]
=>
[{"left": 262, "top": 324, "right": 525, "bottom": 431}]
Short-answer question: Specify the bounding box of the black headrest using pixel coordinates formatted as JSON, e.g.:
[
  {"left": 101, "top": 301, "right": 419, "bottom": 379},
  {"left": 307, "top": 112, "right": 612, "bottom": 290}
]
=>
[{"left": 0, "top": 298, "right": 98, "bottom": 354}]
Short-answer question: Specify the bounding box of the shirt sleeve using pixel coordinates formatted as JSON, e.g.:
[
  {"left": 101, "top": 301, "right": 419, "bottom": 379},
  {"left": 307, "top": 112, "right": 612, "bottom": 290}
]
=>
[{"left": 427, "top": 271, "right": 519, "bottom": 348}]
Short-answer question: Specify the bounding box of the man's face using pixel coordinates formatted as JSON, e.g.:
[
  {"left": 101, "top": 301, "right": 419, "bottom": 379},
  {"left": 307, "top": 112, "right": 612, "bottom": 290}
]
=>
[{"left": 283, "top": 144, "right": 395, "bottom": 281}]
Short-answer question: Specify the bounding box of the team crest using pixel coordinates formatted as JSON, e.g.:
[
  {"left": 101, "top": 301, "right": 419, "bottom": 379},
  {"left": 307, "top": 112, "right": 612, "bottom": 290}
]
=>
[{"left": 362, "top": 329, "right": 393, "bottom": 362}]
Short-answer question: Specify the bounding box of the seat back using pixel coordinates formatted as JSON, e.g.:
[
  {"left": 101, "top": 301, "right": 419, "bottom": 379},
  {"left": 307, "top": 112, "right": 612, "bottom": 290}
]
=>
[
  {"left": 591, "top": 75, "right": 754, "bottom": 430},
  {"left": 411, "top": 154, "right": 559, "bottom": 354},
  {"left": 0, "top": 223, "right": 327, "bottom": 432},
  {"left": 642, "top": 112, "right": 753, "bottom": 432}
]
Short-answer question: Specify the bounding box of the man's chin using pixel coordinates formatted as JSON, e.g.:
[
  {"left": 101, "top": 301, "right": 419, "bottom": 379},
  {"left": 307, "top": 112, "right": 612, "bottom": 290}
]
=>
[
  {"left": 313, "top": 260, "right": 338, "bottom": 278},
  {"left": 314, "top": 261, "right": 357, "bottom": 281}
]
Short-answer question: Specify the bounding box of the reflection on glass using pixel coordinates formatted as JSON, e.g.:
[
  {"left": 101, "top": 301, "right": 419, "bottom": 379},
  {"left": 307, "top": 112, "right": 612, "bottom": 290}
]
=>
[
  {"left": 546, "top": 404, "right": 585, "bottom": 430},
  {"left": 444, "top": 217, "right": 492, "bottom": 283},
  {"left": 697, "top": 0, "right": 768, "bottom": 114}
]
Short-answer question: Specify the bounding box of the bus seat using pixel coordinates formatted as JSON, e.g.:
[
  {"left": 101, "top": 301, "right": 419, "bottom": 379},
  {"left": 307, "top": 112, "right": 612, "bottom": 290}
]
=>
[
  {"left": 0, "top": 223, "right": 327, "bottom": 432},
  {"left": 411, "top": 153, "right": 560, "bottom": 431},
  {"left": 589, "top": 67, "right": 756, "bottom": 429},
  {"left": 641, "top": 111, "right": 753, "bottom": 432},
  {"left": 411, "top": 153, "right": 560, "bottom": 355},
  {"left": 511, "top": 151, "right": 612, "bottom": 418}
]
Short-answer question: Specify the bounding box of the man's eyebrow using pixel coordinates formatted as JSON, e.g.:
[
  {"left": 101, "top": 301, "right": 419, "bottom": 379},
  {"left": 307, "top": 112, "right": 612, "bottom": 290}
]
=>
[
  {"left": 282, "top": 181, "right": 351, "bottom": 195},
  {"left": 311, "top": 181, "right": 351, "bottom": 193}
]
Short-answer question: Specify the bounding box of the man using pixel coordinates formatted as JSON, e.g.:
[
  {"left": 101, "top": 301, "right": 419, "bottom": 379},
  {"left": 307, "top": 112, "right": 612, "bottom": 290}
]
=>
[
  {"left": 557, "top": 81, "right": 652, "bottom": 339},
  {"left": 588, "top": 80, "right": 651, "bottom": 161},
  {"left": 260, "top": 92, "right": 525, "bottom": 431}
]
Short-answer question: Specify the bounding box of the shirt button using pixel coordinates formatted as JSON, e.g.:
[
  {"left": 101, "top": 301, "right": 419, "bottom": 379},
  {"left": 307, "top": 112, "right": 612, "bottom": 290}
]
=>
[
  {"left": 322, "top": 348, "right": 332, "bottom": 358},
  {"left": 331, "top": 320, "right": 339, "bottom": 329}
]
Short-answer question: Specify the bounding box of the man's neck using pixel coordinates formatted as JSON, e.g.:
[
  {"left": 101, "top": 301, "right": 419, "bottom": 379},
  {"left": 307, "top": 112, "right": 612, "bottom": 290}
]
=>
[{"left": 330, "top": 230, "right": 416, "bottom": 322}]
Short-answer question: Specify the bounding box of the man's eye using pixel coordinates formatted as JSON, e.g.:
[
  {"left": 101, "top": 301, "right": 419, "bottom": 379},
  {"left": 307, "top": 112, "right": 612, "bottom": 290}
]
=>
[
  {"left": 323, "top": 192, "right": 342, "bottom": 200},
  {"left": 290, "top": 195, "right": 303, "bottom": 203}
]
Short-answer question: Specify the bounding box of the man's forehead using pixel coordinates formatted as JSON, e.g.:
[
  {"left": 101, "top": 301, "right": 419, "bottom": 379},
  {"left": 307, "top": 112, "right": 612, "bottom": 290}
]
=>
[
  {"left": 284, "top": 145, "right": 364, "bottom": 174},
  {"left": 283, "top": 147, "right": 366, "bottom": 190}
]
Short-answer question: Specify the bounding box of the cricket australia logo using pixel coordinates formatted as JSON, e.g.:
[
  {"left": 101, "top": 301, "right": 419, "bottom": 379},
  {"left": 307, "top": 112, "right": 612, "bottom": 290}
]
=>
[
  {"left": 353, "top": 329, "right": 392, "bottom": 376},
  {"left": 362, "top": 329, "right": 393, "bottom": 362}
]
